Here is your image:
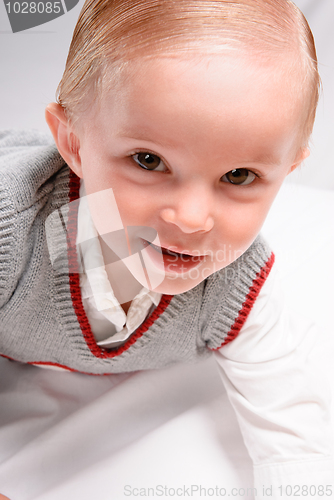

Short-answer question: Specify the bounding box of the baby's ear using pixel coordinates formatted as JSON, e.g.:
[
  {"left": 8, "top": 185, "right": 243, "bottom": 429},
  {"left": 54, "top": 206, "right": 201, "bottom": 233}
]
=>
[
  {"left": 45, "top": 103, "right": 83, "bottom": 178},
  {"left": 288, "top": 147, "right": 310, "bottom": 175}
]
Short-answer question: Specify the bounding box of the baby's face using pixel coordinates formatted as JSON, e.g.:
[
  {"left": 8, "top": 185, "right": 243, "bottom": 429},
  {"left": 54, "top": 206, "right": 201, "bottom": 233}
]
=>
[{"left": 72, "top": 53, "right": 307, "bottom": 294}]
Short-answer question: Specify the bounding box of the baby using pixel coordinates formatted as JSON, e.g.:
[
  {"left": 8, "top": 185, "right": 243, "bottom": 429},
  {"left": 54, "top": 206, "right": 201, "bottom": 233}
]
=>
[{"left": 0, "top": 0, "right": 333, "bottom": 498}]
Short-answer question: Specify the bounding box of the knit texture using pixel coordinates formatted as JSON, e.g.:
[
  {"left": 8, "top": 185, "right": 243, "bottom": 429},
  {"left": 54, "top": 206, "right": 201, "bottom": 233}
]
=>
[{"left": 0, "top": 130, "right": 274, "bottom": 375}]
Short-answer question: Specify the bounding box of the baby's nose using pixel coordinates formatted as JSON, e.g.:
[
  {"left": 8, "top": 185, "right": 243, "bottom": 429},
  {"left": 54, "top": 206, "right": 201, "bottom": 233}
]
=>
[
  {"left": 160, "top": 207, "right": 214, "bottom": 233},
  {"left": 160, "top": 184, "right": 214, "bottom": 234}
]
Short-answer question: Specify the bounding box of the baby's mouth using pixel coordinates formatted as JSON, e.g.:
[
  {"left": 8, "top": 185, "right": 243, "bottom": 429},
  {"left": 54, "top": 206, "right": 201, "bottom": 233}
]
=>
[
  {"left": 141, "top": 239, "right": 207, "bottom": 276},
  {"left": 148, "top": 242, "right": 195, "bottom": 261}
]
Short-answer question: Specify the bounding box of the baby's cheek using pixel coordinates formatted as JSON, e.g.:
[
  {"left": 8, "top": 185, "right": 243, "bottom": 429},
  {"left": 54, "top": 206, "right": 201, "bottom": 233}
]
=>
[
  {"left": 0, "top": 494, "right": 11, "bottom": 500},
  {"left": 221, "top": 205, "right": 264, "bottom": 248}
]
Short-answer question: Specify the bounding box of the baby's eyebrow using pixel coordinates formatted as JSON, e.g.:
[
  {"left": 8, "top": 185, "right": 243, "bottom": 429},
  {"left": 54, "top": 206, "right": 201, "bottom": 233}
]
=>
[
  {"left": 116, "top": 130, "right": 167, "bottom": 148},
  {"left": 116, "top": 127, "right": 180, "bottom": 149},
  {"left": 243, "top": 154, "right": 281, "bottom": 167}
]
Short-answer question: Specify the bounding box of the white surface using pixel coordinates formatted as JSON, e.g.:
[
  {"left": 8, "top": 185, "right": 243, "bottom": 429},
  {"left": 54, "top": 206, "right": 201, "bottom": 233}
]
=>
[
  {"left": 0, "top": 180, "right": 333, "bottom": 500},
  {"left": 0, "top": 0, "right": 333, "bottom": 188}
]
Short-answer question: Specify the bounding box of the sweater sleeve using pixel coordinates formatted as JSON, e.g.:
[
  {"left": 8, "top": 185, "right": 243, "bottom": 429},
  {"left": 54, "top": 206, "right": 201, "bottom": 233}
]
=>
[
  {"left": 0, "top": 130, "right": 63, "bottom": 308},
  {"left": 214, "top": 262, "right": 334, "bottom": 500},
  {"left": 0, "top": 134, "right": 18, "bottom": 308}
]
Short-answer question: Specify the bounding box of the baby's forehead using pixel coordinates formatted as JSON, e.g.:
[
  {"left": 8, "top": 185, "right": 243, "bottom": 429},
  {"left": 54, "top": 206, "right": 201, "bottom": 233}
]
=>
[
  {"left": 101, "top": 49, "right": 303, "bottom": 106},
  {"left": 96, "top": 53, "right": 305, "bottom": 146}
]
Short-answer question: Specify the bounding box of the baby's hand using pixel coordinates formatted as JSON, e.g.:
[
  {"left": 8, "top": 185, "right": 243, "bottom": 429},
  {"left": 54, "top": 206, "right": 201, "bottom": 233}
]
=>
[{"left": 0, "top": 494, "right": 11, "bottom": 500}]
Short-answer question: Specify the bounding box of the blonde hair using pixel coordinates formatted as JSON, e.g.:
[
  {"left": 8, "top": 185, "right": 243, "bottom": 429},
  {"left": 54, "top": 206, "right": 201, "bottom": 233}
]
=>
[{"left": 57, "top": 0, "right": 320, "bottom": 144}]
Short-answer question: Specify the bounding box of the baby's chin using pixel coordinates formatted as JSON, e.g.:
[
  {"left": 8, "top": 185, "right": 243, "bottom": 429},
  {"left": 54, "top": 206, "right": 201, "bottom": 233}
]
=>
[{"left": 147, "top": 268, "right": 220, "bottom": 296}]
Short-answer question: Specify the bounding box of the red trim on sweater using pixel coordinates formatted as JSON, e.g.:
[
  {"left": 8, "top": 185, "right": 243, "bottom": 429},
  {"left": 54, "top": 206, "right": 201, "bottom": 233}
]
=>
[
  {"left": 209, "top": 251, "right": 275, "bottom": 350},
  {"left": 67, "top": 171, "right": 174, "bottom": 359}
]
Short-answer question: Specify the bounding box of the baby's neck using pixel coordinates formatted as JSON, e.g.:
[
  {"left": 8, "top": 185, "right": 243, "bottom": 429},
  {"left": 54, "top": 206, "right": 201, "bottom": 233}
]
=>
[{"left": 121, "top": 300, "right": 132, "bottom": 315}]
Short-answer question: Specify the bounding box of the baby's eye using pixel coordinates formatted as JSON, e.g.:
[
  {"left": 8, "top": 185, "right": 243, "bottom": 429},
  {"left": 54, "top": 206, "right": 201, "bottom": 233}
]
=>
[
  {"left": 221, "top": 169, "right": 256, "bottom": 186},
  {"left": 132, "top": 152, "right": 166, "bottom": 171}
]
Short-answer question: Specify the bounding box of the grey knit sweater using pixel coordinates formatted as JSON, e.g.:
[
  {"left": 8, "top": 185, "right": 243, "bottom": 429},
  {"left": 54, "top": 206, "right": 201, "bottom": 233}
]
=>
[{"left": 0, "top": 130, "right": 274, "bottom": 375}]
